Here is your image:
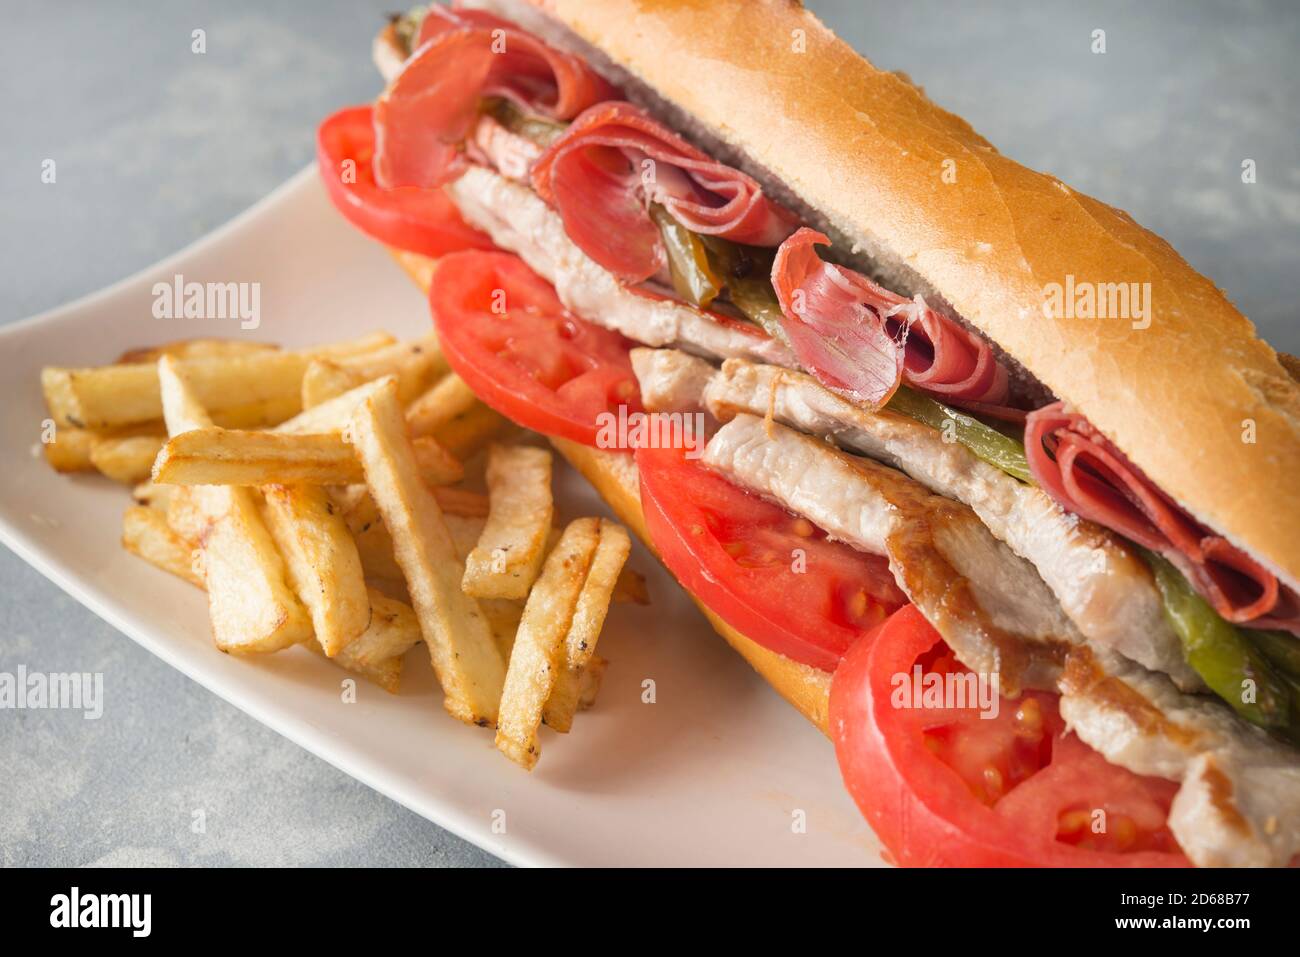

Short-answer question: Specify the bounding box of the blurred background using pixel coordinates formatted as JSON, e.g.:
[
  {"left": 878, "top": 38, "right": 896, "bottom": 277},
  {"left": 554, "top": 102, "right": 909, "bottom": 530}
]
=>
[{"left": 1, "top": 0, "right": 1296, "bottom": 866}]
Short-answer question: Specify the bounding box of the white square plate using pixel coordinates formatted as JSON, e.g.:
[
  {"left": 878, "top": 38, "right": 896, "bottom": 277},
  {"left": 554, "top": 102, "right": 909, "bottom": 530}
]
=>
[{"left": 0, "top": 168, "right": 883, "bottom": 867}]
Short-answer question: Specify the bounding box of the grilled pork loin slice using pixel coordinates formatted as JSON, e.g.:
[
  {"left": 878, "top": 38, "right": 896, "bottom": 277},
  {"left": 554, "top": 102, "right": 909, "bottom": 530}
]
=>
[
  {"left": 702, "top": 414, "right": 1075, "bottom": 694},
  {"left": 1059, "top": 648, "right": 1300, "bottom": 867}
]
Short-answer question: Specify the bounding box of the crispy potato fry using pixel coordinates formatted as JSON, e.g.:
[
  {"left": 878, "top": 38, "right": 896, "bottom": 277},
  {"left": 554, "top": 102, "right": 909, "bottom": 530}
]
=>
[
  {"left": 496, "top": 517, "right": 601, "bottom": 769},
  {"left": 273, "top": 378, "right": 391, "bottom": 435},
  {"left": 612, "top": 567, "right": 650, "bottom": 605},
  {"left": 301, "top": 358, "right": 363, "bottom": 409},
  {"left": 122, "top": 516, "right": 412, "bottom": 693},
  {"left": 42, "top": 427, "right": 98, "bottom": 472},
  {"left": 121, "top": 505, "right": 202, "bottom": 587},
  {"left": 348, "top": 380, "right": 505, "bottom": 725},
  {"left": 432, "top": 486, "right": 490, "bottom": 518},
  {"left": 542, "top": 520, "right": 631, "bottom": 733},
  {"left": 153, "top": 426, "right": 462, "bottom": 487},
  {"left": 209, "top": 394, "right": 300, "bottom": 429},
  {"left": 89, "top": 433, "right": 166, "bottom": 484},
  {"left": 433, "top": 403, "right": 512, "bottom": 460},
  {"left": 302, "top": 331, "right": 397, "bottom": 360},
  {"left": 333, "top": 589, "right": 422, "bottom": 669},
  {"left": 157, "top": 358, "right": 311, "bottom": 654},
  {"left": 305, "top": 640, "right": 402, "bottom": 693},
  {"left": 335, "top": 335, "right": 448, "bottom": 404},
  {"left": 132, "top": 480, "right": 174, "bottom": 513},
  {"left": 43, "top": 351, "right": 308, "bottom": 429},
  {"left": 116, "top": 338, "right": 278, "bottom": 365},
  {"left": 342, "top": 492, "right": 406, "bottom": 585},
  {"left": 343, "top": 489, "right": 492, "bottom": 588},
  {"left": 412, "top": 436, "right": 465, "bottom": 485},
  {"left": 577, "top": 654, "right": 607, "bottom": 711},
  {"left": 154, "top": 428, "right": 363, "bottom": 486},
  {"left": 261, "top": 484, "right": 369, "bottom": 657},
  {"left": 463, "top": 445, "right": 553, "bottom": 600},
  {"left": 302, "top": 336, "right": 443, "bottom": 409},
  {"left": 196, "top": 488, "right": 314, "bottom": 654},
  {"left": 405, "top": 373, "right": 479, "bottom": 438}
]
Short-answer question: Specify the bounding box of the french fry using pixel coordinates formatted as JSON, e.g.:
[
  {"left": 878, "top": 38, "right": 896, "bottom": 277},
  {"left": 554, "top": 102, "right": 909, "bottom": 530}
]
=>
[
  {"left": 261, "top": 484, "right": 370, "bottom": 657},
  {"left": 116, "top": 338, "right": 278, "bottom": 364},
  {"left": 42, "top": 420, "right": 164, "bottom": 473},
  {"left": 165, "top": 487, "right": 208, "bottom": 542},
  {"left": 433, "top": 403, "right": 512, "bottom": 460},
  {"left": 121, "top": 518, "right": 412, "bottom": 693},
  {"left": 306, "top": 642, "right": 398, "bottom": 691},
  {"left": 348, "top": 379, "right": 505, "bottom": 726},
  {"left": 302, "top": 331, "right": 397, "bottom": 360},
  {"left": 273, "top": 378, "right": 391, "bottom": 435},
  {"left": 432, "top": 486, "right": 490, "bottom": 518},
  {"left": 342, "top": 493, "right": 404, "bottom": 585},
  {"left": 302, "top": 358, "right": 363, "bottom": 409},
  {"left": 89, "top": 433, "right": 166, "bottom": 484},
  {"left": 42, "top": 427, "right": 98, "bottom": 472},
  {"left": 577, "top": 654, "right": 608, "bottom": 711},
  {"left": 157, "top": 357, "right": 311, "bottom": 654},
  {"left": 209, "top": 394, "right": 300, "bottom": 429},
  {"left": 152, "top": 426, "right": 462, "bottom": 487},
  {"left": 411, "top": 435, "right": 465, "bottom": 485},
  {"left": 334, "top": 335, "right": 448, "bottom": 403},
  {"left": 612, "top": 567, "right": 650, "bottom": 605},
  {"left": 132, "top": 480, "right": 174, "bottom": 513},
  {"left": 463, "top": 445, "right": 554, "bottom": 600},
  {"left": 331, "top": 589, "right": 422, "bottom": 670},
  {"left": 542, "top": 520, "right": 631, "bottom": 733},
  {"left": 342, "top": 489, "right": 494, "bottom": 587},
  {"left": 121, "top": 505, "right": 202, "bottom": 587},
  {"left": 154, "top": 429, "right": 363, "bottom": 486},
  {"left": 43, "top": 351, "right": 309, "bottom": 429},
  {"left": 405, "top": 373, "right": 479, "bottom": 438},
  {"left": 496, "top": 517, "right": 601, "bottom": 769}
]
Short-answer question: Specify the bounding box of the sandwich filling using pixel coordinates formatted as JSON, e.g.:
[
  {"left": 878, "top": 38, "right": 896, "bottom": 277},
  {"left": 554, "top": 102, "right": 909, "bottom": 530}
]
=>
[{"left": 368, "top": 2, "right": 1300, "bottom": 865}]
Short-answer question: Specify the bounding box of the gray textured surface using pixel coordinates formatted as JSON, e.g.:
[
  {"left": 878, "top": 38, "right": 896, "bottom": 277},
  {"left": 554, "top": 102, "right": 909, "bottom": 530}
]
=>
[{"left": 1, "top": 1, "right": 1296, "bottom": 867}]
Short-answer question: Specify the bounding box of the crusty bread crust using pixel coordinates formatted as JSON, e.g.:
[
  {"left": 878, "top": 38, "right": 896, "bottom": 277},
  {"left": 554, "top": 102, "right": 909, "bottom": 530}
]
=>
[
  {"left": 472, "top": 0, "right": 1299, "bottom": 593},
  {"left": 389, "top": 246, "right": 832, "bottom": 733}
]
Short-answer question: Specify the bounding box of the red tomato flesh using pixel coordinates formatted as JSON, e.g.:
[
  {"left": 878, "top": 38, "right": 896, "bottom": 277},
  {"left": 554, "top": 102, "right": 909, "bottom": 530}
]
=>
[
  {"left": 637, "top": 441, "right": 906, "bottom": 671},
  {"left": 429, "top": 249, "right": 643, "bottom": 446},
  {"left": 830, "top": 605, "right": 1190, "bottom": 866},
  {"left": 316, "top": 105, "right": 493, "bottom": 257}
]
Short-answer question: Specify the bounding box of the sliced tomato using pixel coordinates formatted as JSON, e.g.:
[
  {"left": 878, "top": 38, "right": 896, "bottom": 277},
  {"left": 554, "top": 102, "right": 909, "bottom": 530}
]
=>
[
  {"left": 429, "top": 249, "right": 642, "bottom": 445},
  {"left": 830, "top": 605, "right": 1191, "bottom": 866},
  {"left": 316, "top": 105, "right": 494, "bottom": 257},
  {"left": 637, "top": 442, "right": 906, "bottom": 671}
]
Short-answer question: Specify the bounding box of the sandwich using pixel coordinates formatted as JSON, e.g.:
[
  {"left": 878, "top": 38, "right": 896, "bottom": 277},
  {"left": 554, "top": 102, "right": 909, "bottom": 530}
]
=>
[{"left": 316, "top": 0, "right": 1300, "bottom": 867}]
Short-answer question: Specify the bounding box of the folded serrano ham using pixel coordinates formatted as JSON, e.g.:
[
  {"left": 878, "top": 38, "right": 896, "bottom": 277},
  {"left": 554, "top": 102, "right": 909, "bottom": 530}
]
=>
[
  {"left": 374, "top": 5, "right": 616, "bottom": 189},
  {"left": 772, "top": 227, "right": 1012, "bottom": 409},
  {"left": 530, "top": 102, "right": 801, "bottom": 282},
  {"left": 1027, "top": 403, "right": 1300, "bottom": 633}
]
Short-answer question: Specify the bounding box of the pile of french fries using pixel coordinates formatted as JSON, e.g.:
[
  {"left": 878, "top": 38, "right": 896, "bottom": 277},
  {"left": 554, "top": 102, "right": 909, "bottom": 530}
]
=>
[{"left": 40, "top": 333, "right": 647, "bottom": 769}]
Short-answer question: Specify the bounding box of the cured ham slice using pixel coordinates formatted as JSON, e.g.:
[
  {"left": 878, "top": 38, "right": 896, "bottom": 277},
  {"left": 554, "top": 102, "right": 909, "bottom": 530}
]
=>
[
  {"left": 1026, "top": 402, "right": 1300, "bottom": 633},
  {"left": 771, "top": 229, "right": 1011, "bottom": 409},
  {"left": 530, "top": 102, "right": 801, "bottom": 283},
  {"left": 373, "top": 6, "right": 616, "bottom": 189}
]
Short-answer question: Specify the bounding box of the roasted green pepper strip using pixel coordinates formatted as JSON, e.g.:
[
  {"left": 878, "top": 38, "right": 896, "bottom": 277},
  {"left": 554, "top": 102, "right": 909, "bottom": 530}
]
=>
[
  {"left": 650, "top": 204, "right": 723, "bottom": 308},
  {"left": 391, "top": 8, "right": 427, "bottom": 56},
  {"left": 482, "top": 97, "right": 568, "bottom": 148},
  {"left": 696, "top": 236, "right": 790, "bottom": 343},
  {"left": 1147, "top": 551, "right": 1294, "bottom": 731},
  {"left": 885, "top": 386, "right": 1032, "bottom": 482},
  {"left": 1249, "top": 628, "right": 1300, "bottom": 682}
]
